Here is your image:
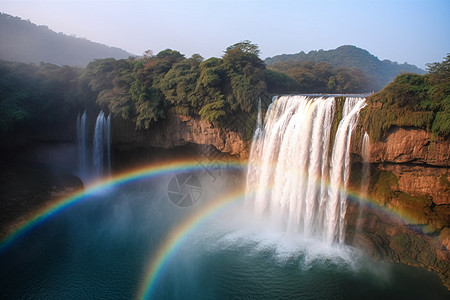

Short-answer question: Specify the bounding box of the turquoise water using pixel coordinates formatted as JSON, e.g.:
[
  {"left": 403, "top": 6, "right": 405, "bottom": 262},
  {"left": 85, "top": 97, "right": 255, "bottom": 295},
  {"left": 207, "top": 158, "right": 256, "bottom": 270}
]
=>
[{"left": 1, "top": 172, "right": 448, "bottom": 299}]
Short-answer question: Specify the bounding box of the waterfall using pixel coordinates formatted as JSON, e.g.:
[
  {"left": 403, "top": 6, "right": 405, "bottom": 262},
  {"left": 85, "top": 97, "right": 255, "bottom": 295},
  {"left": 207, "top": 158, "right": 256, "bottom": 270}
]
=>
[
  {"left": 245, "top": 98, "right": 264, "bottom": 206},
  {"left": 93, "top": 111, "right": 105, "bottom": 177},
  {"left": 355, "top": 131, "right": 370, "bottom": 233},
  {"left": 106, "top": 114, "right": 112, "bottom": 176},
  {"left": 246, "top": 95, "right": 366, "bottom": 244},
  {"left": 361, "top": 132, "right": 370, "bottom": 192},
  {"left": 93, "top": 111, "right": 112, "bottom": 178},
  {"left": 77, "top": 111, "right": 88, "bottom": 179},
  {"left": 76, "top": 111, "right": 112, "bottom": 182}
]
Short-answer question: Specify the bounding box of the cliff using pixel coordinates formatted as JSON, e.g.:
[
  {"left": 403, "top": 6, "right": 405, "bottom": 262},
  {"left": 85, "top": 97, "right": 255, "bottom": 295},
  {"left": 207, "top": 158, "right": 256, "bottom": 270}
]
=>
[
  {"left": 348, "top": 126, "right": 450, "bottom": 290},
  {"left": 368, "top": 127, "right": 450, "bottom": 166},
  {"left": 111, "top": 113, "right": 250, "bottom": 159}
]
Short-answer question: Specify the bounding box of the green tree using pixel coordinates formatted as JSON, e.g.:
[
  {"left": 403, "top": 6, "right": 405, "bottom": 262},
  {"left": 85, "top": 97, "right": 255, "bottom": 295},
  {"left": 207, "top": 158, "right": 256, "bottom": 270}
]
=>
[
  {"left": 83, "top": 58, "right": 136, "bottom": 119},
  {"left": 159, "top": 54, "right": 203, "bottom": 112},
  {"left": 0, "top": 60, "right": 87, "bottom": 138},
  {"left": 226, "top": 40, "right": 261, "bottom": 56},
  {"left": 427, "top": 53, "right": 450, "bottom": 136},
  {"left": 264, "top": 69, "right": 298, "bottom": 93},
  {"left": 222, "top": 42, "right": 267, "bottom": 113}
]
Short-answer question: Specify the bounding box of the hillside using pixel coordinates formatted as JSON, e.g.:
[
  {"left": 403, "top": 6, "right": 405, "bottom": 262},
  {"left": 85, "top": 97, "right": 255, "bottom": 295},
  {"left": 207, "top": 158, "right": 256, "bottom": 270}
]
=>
[
  {"left": 0, "top": 13, "right": 133, "bottom": 67},
  {"left": 265, "top": 45, "right": 426, "bottom": 91}
]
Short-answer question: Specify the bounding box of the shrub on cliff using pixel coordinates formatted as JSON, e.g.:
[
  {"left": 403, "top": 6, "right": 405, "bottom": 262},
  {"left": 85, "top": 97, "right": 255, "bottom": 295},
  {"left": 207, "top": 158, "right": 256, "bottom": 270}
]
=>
[{"left": 361, "top": 54, "right": 450, "bottom": 141}]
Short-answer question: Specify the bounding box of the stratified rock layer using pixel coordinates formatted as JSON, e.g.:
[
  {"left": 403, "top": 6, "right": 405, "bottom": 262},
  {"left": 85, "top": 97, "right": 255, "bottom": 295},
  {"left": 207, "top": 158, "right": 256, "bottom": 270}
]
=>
[
  {"left": 368, "top": 127, "right": 450, "bottom": 166},
  {"left": 111, "top": 114, "right": 249, "bottom": 159},
  {"left": 349, "top": 126, "right": 450, "bottom": 290}
]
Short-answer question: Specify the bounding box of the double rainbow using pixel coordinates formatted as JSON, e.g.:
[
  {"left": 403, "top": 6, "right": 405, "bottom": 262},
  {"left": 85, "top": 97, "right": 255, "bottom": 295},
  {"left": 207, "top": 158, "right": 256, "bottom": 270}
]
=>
[{"left": 0, "top": 159, "right": 429, "bottom": 300}]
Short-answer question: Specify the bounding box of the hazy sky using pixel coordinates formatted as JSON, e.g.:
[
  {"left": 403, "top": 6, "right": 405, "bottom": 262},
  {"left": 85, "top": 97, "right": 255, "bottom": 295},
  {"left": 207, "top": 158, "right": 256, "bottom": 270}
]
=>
[{"left": 1, "top": 0, "right": 449, "bottom": 69}]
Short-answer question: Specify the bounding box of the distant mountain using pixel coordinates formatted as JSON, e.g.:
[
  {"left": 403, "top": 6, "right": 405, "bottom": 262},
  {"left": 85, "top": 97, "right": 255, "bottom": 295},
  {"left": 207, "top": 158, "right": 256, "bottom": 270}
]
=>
[
  {"left": 0, "top": 13, "right": 133, "bottom": 67},
  {"left": 265, "top": 45, "right": 426, "bottom": 91}
]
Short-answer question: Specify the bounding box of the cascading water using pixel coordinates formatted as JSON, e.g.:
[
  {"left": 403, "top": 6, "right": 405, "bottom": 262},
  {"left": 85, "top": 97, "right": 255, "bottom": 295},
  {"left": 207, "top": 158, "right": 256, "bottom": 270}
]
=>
[
  {"left": 77, "top": 111, "right": 88, "bottom": 179},
  {"left": 76, "top": 110, "right": 112, "bottom": 182},
  {"left": 93, "top": 111, "right": 105, "bottom": 177},
  {"left": 246, "top": 95, "right": 366, "bottom": 244},
  {"left": 93, "top": 111, "right": 112, "bottom": 178},
  {"left": 106, "top": 114, "right": 111, "bottom": 175},
  {"left": 361, "top": 131, "right": 371, "bottom": 194},
  {"left": 355, "top": 131, "right": 371, "bottom": 233}
]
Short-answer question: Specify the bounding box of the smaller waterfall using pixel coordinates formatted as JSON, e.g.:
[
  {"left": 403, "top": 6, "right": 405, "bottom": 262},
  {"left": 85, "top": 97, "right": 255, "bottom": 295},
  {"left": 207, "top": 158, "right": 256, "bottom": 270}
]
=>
[
  {"left": 106, "top": 114, "right": 112, "bottom": 176},
  {"left": 355, "top": 132, "right": 370, "bottom": 233},
  {"left": 93, "top": 111, "right": 105, "bottom": 177},
  {"left": 93, "top": 111, "right": 112, "bottom": 178},
  {"left": 246, "top": 98, "right": 264, "bottom": 205},
  {"left": 361, "top": 132, "right": 370, "bottom": 194},
  {"left": 76, "top": 110, "right": 112, "bottom": 183},
  {"left": 77, "top": 111, "right": 88, "bottom": 180}
]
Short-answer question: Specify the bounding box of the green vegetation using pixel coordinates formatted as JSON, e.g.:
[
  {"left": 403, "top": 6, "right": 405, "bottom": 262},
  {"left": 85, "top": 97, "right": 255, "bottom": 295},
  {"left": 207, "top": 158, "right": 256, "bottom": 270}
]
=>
[
  {"left": 367, "top": 169, "right": 444, "bottom": 230},
  {"left": 269, "top": 60, "right": 375, "bottom": 93},
  {"left": 1, "top": 37, "right": 447, "bottom": 145},
  {"left": 0, "top": 60, "right": 89, "bottom": 136},
  {"left": 329, "top": 96, "right": 345, "bottom": 147},
  {"left": 0, "top": 41, "right": 286, "bottom": 140},
  {"left": 265, "top": 45, "right": 425, "bottom": 91},
  {"left": 371, "top": 170, "right": 399, "bottom": 206},
  {"left": 439, "top": 174, "right": 450, "bottom": 189},
  {"left": 361, "top": 53, "right": 450, "bottom": 141},
  {"left": 82, "top": 41, "right": 272, "bottom": 132}
]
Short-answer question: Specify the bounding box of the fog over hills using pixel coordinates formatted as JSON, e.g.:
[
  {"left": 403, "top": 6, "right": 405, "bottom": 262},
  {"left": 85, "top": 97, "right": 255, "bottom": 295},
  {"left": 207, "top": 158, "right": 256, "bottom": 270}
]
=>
[{"left": 0, "top": 13, "right": 133, "bottom": 67}]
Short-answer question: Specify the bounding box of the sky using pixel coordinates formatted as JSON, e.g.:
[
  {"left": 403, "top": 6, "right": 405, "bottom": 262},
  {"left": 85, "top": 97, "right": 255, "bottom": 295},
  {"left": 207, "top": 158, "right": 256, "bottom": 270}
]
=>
[{"left": 0, "top": 0, "right": 449, "bottom": 69}]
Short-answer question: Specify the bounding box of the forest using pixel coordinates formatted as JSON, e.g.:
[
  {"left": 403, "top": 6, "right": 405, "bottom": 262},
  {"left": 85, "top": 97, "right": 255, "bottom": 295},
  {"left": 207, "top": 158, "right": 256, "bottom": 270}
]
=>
[{"left": 0, "top": 40, "right": 448, "bottom": 145}]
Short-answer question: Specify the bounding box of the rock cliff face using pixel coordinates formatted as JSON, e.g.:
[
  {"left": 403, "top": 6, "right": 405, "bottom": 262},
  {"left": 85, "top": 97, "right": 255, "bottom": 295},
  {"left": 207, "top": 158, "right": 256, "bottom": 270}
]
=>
[
  {"left": 368, "top": 127, "right": 450, "bottom": 166},
  {"left": 378, "top": 164, "right": 449, "bottom": 205},
  {"left": 111, "top": 113, "right": 249, "bottom": 159},
  {"left": 348, "top": 126, "right": 450, "bottom": 290}
]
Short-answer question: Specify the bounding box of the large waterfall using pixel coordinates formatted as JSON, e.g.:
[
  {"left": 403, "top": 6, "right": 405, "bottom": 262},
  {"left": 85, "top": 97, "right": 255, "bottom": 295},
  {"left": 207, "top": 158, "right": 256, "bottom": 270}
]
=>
[
  {"left": 246, "top": 95, "right": 366, "bottom": 244},
  {"left": 76, "top": 110, "right": 112, "bottom": 182}
]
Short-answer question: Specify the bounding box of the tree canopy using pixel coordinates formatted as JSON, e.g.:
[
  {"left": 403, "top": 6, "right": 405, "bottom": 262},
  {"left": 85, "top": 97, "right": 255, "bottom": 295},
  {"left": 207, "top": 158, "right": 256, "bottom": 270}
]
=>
[
  {"left": 0, "top": 41, "right": 277, "bottom": 138},
  {"left": 0, "top": 60, "right": 89, "bottom": 136},
  {"left": 2, "top": 42, "right": 445, "bottom": 144}
]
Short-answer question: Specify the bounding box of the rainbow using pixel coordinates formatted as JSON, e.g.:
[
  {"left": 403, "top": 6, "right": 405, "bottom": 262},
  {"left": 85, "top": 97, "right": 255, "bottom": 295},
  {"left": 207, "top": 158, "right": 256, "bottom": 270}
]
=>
[
  {"left": 0, "top": 159, "right": 246, "bottom": 253},
  {"left": 0, "top": 158, "right": 432, "bottom": 300},
  {"left": 137, "top": 188, "right": 247, "bottom": 300}
]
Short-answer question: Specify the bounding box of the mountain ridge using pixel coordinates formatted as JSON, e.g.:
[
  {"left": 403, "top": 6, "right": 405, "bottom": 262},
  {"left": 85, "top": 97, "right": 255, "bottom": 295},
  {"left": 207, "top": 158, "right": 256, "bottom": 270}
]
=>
[
  {"left": 0, "top": 12, "right": 133, "bottom": 67},
  {"left": 265, "top": 45, "right": 426, "bottom": 91}
]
